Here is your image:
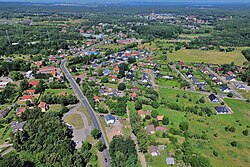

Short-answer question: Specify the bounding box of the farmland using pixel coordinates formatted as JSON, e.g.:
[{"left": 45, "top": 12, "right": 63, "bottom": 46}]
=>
[{"left": 169, "top": 49, "right": 247, "bottom": 65}]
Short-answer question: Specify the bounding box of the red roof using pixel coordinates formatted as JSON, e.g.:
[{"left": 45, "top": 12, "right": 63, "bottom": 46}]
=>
[
  {"left": 34, "top": 61, "right": 42, "bottom": 67},
  {"left": 130, "top": 92, "right": 137, "bottom": 98},
  {"left": 29, "top": 80, "right": 39, "bottom": 86},
  {"left": 138, "top": 110, "right": 145, "bottom": 115},
  {"left": 26, "top": 89, "right": 35, "bottom": 93},
  {"left": 93, "top": 96, "right": 101, "bottom": 101},
  {"left": 157, "top": 115, "right": 164, "bottom": 121},
  {"left": 22, "top": 95, "right": 33, "bottom": 100},
  {"left": 227, "top": 71, "right": 234, "bottom": 76},
  {"left": 38, "top": 102, "right": 47, "bottom": 108},
  {"left": 39, "top": 66, "right": 55, "bottom": 73}
]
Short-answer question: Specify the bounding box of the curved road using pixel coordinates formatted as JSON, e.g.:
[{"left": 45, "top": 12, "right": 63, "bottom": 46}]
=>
[{"left": 61, "top": 59, "right": 110, "bottom": 167}]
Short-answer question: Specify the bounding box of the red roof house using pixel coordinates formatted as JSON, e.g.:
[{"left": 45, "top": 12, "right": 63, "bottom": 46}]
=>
[
  {"left": 21, "top": 95, "right": 33, "bottom": 101},
  {"left": 29, "top": 80, "right": 39, "bottom": 87}
]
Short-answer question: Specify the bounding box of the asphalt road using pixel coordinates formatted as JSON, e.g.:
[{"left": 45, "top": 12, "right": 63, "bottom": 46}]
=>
[{"left": 61, "top": 59, "right": 110, "bottom": 167}]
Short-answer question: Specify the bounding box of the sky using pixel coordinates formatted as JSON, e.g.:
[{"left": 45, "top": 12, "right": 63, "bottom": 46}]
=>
[{"left": 0, "top": 0, "right": 249, "bottom": 4}]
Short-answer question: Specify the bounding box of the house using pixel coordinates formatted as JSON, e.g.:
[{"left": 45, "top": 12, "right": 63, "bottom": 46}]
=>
[
  {"left": 138, "top": 110, "right": 146, "bottom": 118},
  {"left": 103, "top": 69, "right": 111, "bottom": 76},
  {"left": 114, "top": 66, "right": 120, "bottom": 74},
  {"left": 156, "top": 126, "right": 167, "bottom": 132},
  {"left": 93, "top": 96, "right": 101, "bottom": 102},
  {"left": 0, "top": 108, "right": 11, "bottom": 118},
  {"left": 34, "top": 61, "right": 43, "bottom": 67},
  {"left": 29, "top": 80, "right": 39, "bottom": 87},
  {"left": 158, "top": 145, "right": 165, "bottom": 151},
  {"left": 208, "top": 94, "right": 219, "bottom": 103},
  {"left": 105, "top": 114, "right": 116, "bottom": 125},
  {"left": 26, "top": 70, "right": 33, "bottom": 78},
  {"left": 130, "top": 92, "right": 137, "bottom": 99},
  {"left": 166, "top": 157, "right": 175, "bottom": 165},
  {"left": 16, "top": 108, "right": 26, "bottom": 116},
  {"left": 10, "top": 121, "right": 26, "bottom": 133},
  {"left": 157, "top": 115, "right": 164, "bottom": 121},
  {"left": 191, "top": 77, "right": 199, "bottom": 85},
  {"left": 149, "top": 145, "right": 160, "bottom": 156},
  {"left": 0, "top": 81, "right": 8, "bottom": 88},
  {"left": 209, "top": 74, "right": 217, "bottom": 80},
  {"left": 21, "top": 95, "right": 33, "bottom": 101},
  {"left": 226, "top": 75, "right": 236, "bottom": 82},
  {"left": 227, "top": 71, "right": 235, "bottom": 77},
  {"left": 215, "top": 106, "right": 230, "bottom": 114},
  {"left": 146, "top": 125, "right": 155, "bottom": 135},
  {"left": 162, "top": 76, "right": 174, "bottom": 79},
  {"left": 26, "top": 89, "right": 36, "bottom": 95},
  {"left": 38, "top": 102, "right": 49, "bottom": 112},
  {"left": 186, "top": 71, "right": 193, "bottom": 78},
  {"left": 234, "top": 83, "right": 245, "bottom": 90},
  {"left": 111, "top": 75, "right": 117, "bottom": 82},
  {"left": 220, "top": 85, "right": 230, "bottom": 93}
]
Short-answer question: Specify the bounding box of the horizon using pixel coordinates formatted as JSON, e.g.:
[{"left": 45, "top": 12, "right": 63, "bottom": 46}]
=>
[{"left": 0, "top": 0, "right": 250, "bottom": 4}]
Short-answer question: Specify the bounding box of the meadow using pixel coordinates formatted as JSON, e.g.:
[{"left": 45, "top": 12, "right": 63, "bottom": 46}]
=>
[{"left": 169, "top": 49, "right": 247, "bottom": 65}]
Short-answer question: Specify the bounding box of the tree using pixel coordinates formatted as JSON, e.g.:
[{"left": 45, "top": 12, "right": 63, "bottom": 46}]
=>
[
  {"left": 101, "top": 77, "right": 109, "bottom": 83},
  {"left": 227, "top": 92, "right": 233, "bottom": 98},
  {"left": 91, "top": 128, "right": 100, "bottom": 139},
  {"left": 134, "top": 100, "right": 142, "bottom": 110},
  {"left": 231, "top": 141, "right": 238, "bottom": 147},
  {"left": 162, "top": 117, "right": 169, "bottom": 125},
  {"left": 243, "top": 129, "right": 248, "bottom": 136},
  {"left": 151, "top": 101, "right": 160, "bottom": 108},
  {"left": 128, "top": 56, "right": 136, "bottom": 64},
  {"left": 118, "top": 83, "right": 126, "bottom": 91},
  {"left": 151, "top": 110, "right": 158, "bottom": 118},
  {"left": 20, "top": 79, "right": 29, "bottom": 91},
  {"left": 96, "top": 141, "right": 105, "bottom": 152},
  {"left": 179, "top": 121, "right": 189, "bottom": 131},
  {"left": 82, "top": 142, "right": 92, "bottom": 152}
]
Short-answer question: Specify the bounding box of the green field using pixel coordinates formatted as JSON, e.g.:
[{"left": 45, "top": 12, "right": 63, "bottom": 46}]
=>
[
  {"left": 64, "top": 113, "right": 84, "bottom": 129},
  {"left": 169, "top": 49, "right": 247, "bottom": 65},
  {"left": 179, "top": 33, "right": 211, "bottom": 39},
  {"left": 44, "top": 89, "right": 73, "bottom": 95}
]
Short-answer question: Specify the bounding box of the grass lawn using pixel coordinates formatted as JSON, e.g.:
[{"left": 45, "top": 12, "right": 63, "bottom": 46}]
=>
[
  {"left": 156, "top": 78, "right": 180, "bottom": 87},
  {"left": 188, "top": 98, "right": 250, "bottom": 167},
  {"left": 44, "top": 89, "right": 73, "bottom": 95},
  {"left": 169, "top": 49, "right": 247, "bottom": 65},
  {"left": 48, "top": 104, "right": 62, "bottom": 112},
  {"left": 238, "top": 90, "right": 250, "bottom": 99},
  {"left": 64, "top": 113, "right": 84, "bottom": 129},
  {"left": 78, "top": 104, "right": 92, "bottom": 125},
  {"left": 103, "top": 83, "right": 117, "bottom": 89}
]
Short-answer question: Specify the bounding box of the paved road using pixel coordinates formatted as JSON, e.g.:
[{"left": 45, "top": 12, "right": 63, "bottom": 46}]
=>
[
  {"left": 63, "top": 104, "right": 94, "bottom": 149},
  {"left": 61, "top": 60, "right": 110, "bottom": 167}
]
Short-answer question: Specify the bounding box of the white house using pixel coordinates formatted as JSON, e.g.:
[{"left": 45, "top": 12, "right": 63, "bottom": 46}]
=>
[
  {"left": 166, "top": 157, "right": 175, "bottom": 165},
  {"left": 0, "top": 82, "right": 8, "bottom": 88},
  {"left": 105, "top": 114, "right": 116, "bottom": 125}
]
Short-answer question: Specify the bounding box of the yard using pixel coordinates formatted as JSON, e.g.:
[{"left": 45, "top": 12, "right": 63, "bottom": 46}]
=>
[
  {"left": 64, "top": 113, "right": 84, "bottom": 129},
  {"left": 44, "top": 89, "right": 73, "bottom": 95},
  {"left": 169, "top": 49, "right": 247, "bottom": 65}
]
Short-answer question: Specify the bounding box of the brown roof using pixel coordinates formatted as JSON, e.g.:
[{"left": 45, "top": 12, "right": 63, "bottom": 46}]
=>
[
  {"left": 137, "top": 110, "right": 145, "bottom": 116},
  {"left": 38, "top": 102, "right": 47, "bottom": 108},
  {"left": 157, "top": 115, "right": 164, "bottom": 121},
  {"left": 29, "top": 80, "right": 39, "bottom": 86},
  {"left": 130, "top": 92, "right": 137, "bottom": 98},
  {"left": 22, "top": 95, "right": 33, "bottom": 100},
  {"left": 146, "top": 125, "right": 155, "bottom": 134}
]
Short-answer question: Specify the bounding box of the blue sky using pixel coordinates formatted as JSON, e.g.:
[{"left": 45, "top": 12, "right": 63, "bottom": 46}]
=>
[{"left": 0, "top": 0, "right": 249, "bottom": 3}]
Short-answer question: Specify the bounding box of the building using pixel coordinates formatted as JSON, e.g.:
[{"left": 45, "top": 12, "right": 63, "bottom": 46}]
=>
[
  {"left": 208, "top": 94, "right": 219, "bottom": 103},
  {"left": 105, "top": 114, "right": 116, "bottom": 125},
  {"left": 220, "top": 85, "right": 230, "bottom": 93},
  {"left": 157, "top": 115, "right": 164, "bottom": 121},
  {"left": 0, "top": 108, "right": 11, "bottom": 118},
  {"left": 29, "top": 80, "right": 39, "bottom": 87},
  {"left": 156, "top": 126, "right": 167, "bottom": 132},
  {"left": 0, "top": 82, "right": 8, "bottom": 88},
  {"left": 93, "top": 96, "right": 101, "bottom": 102},
  {"left": 16, "top": 108, "right": 26, "bottom": 116},
  {"left": 38, "top": 102, "right": 49, "bottom": 112},
  {"left": 130, "top": 92, "right": 137, "bottom": 99},
  {"left": 215, "top": 106, "right": 230, "bottom": 114},
  {"left": 146, "top": 125, "right": 155, "bottom": 135},
  {"left": 138, "top": 110, "right": 146, "bottom": 118},
  {"left": 10, "top": 121, "right": 26, "bottom": 133},
  {"left": 149, "top": 145, "right": 160, "bottom": 156},
  {"left": 26, "top": 89, "right": 36, "bottom": 95},
  {"left": 166, "top": 157, "right": 175, "bottom": 165},
  {"left": 234, "top": 83, "right": 246, "bottom": 90},
  {"left": 21, "top": 95, "right": 33, "bottom": 101}
]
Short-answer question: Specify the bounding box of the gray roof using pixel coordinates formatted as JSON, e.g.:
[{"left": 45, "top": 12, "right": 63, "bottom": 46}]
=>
[
  {"left": 105, "top": 114, "right": 115, "bottom": 121},
  {"left": 10, "top": 121, "right": 26, "bottom": 133},
  {"left": 166, "top": 157, "right": 175, "bottom": 164}
]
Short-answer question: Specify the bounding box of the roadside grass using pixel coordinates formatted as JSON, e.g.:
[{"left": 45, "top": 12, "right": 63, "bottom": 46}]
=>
[
  {"left": 78, "top": 104, "right": 92, "bottom": 125},
  {"left": 168, "top": 49, "right": 247, "bottom": 65},
  {"left": 238, "top": 90, "right": 250, "bottom": 99},
  {"left": 64, "top": 113, "right": 84, "bottom": 129},
  {"left": 44, "top": 89, "right": 73, "bottom": 95}
]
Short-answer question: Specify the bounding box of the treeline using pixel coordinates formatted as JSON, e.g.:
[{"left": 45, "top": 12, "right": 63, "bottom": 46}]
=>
[
  {"left": 109, "top": 136, "right": 138, "bottom": 167},
  {"left": 132, "top": 24, "right": 182, "bottom": 40},
  {"left": 0, "top": 59, "right": 31, "bottom": 76},
  {"left": 190, "top": 18, "right": 250, "bottom": 47},
  {"left": 0, "top": 108, "right": 88, "bottom": 167},
  {"left": 41, "top": 94, "right": 79, "bottom": 106}
]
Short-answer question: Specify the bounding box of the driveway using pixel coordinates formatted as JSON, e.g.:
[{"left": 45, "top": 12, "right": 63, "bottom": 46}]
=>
[{"left": 63, "top": 103, "right": 94, "bottom": 149}]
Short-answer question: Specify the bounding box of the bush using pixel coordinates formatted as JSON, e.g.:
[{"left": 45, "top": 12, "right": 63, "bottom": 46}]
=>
[
  {"left": 243, "top": 129, "right": 248, "bottom": 136},
  {"left": 227, "top": 92, "right": 233, "bottom": 98},
  {"left": 231, "top": 141, "right": 238, "bottom": 147},
  {"left": 151, "top": 110, "right": 158, "bottom": 118}
]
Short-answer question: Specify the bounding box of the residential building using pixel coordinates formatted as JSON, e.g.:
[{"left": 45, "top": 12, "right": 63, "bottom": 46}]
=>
[
  {"left": 208, "top": 94, "right": 219, "bottom": 103},
  {"left": 105, "top": 114, "right": 116, "bottom": 125},
  {"left": 166, "top": 157, "right": 175, "bottom": 165},
  {"left": 38, "top": 102, "right": 49, "bottom": 112},
  {"left": 10, "top": 121, "right": 26, "bottom": 133},
  {"left": 149, "top": 145, "right": 160, "bottom": 156},
  {"left": 0, "top": 108, "right": 11, "bottom": 118},
  {"left": 215, "top": 106, "right": 230, "bottom": 114},
  {"left": 146, "top": 125, "right": 155, "bottom": 135}
]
